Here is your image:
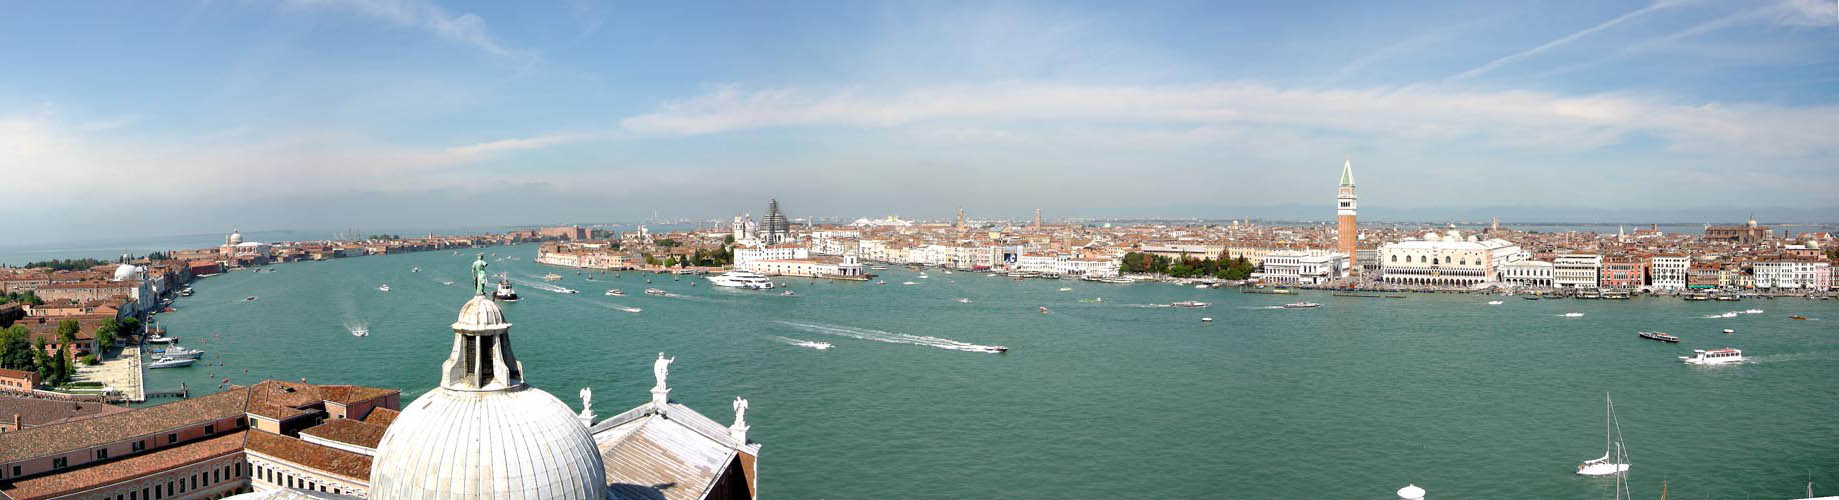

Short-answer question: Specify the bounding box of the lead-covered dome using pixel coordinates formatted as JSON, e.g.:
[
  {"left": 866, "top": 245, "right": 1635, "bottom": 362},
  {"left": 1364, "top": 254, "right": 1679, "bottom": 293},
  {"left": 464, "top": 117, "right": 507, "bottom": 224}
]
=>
[
  {"left": 112, "top": 264, "right": 142, "bottom": 281},
  {"left": 369, "top": 293, "right": 606, "bottom": 500}
]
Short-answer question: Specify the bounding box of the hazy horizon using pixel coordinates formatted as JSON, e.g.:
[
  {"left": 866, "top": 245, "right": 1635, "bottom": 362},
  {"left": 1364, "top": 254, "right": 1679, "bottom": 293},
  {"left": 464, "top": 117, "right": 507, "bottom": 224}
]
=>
[{"left": 4, "top": 1, "right": 1836, "bottom": 246}]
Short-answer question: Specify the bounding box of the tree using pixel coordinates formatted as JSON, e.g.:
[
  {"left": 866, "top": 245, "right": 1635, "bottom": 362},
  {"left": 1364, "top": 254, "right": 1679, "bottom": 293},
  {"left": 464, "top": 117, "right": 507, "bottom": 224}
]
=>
[
  {"left": 95, "top": 318, "right": 119, "bottom": 352},
  {"left": 57, "top": 319, "right": 79, "bottom": 345},
  {"left": 0, "top": 325, "right": 34, "bottom": 370},
  {"left": 120, "top": 317, "right": 141, "bottom": 336}
]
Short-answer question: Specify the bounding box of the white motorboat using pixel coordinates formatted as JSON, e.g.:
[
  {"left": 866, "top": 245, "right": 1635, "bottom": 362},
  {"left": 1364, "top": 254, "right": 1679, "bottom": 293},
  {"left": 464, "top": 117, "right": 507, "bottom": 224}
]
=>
[
  {"left": 707, "top": 270, "right": 775, "bottom": 289},
  {"left": 411, "top": 267, "right": 420, "bottom": 273},
  {"left": 1283, "top": 302, "right": 1322, "bottom": 309},
  {"left": 1201, "top": 317, "right": 1213, "bottom": 323},
  {"left": 606, "top": 289, "right": 625, "bottom": 296},
  {"left": 957, "top": 298, "right": 972, "bottom": 303},
  {"left": 618, "top": 306, "right": 642, "bottom": 313},
  {"left": 902, "top": 281, "right": 918, "bottom": 285},
  {"left": 542, "top": 273, "right": 563, "bottom": 281},
  {"left": 1487, "top": 300, "right": 1504, "bottom": 305},
  {"left": 557, "top": 288, "right": 578, "bottom": 294},
  {"left": 1722, "top": 328, "right": 1734, "bottom": 334},
  {"left": 441, "top": 281, "right": 454, "bottom": 286},
  {"left": 1576, "top": 393, "right": 1631, "bottom": 476},
  {"left": 1744, "top": 309, "right": 1764, "bottom": 314},
  {"left": 1563, "top": 312, "right": 1584, "bottom": 317},
  {"left": 1680, "top": 348, "right": 1743, "bottom": 365},
  {"left": 1170, "top": 300, "right": 1211, "bottom": 308},
  {"left": 1058, "top": 287, "right": 1073, "bottom": 292},
  {"left": 877, "top": 280, "right": 886, "bottom": 285},
  {"left": 918, "top": 274, "right": 929, "bottom": 279},
  {"left": 1718, "top": 311, "right": 1739, "bottom": 318},
  {"left": 146, "top": 335, "right": 178, "bottom": 344},
  {"left": 781, "top": 290, "right": 796, "bottom": 296},
  {"left": 148, "top": 357, "right": 195, "bottom": 369},
  {"left": 156, "top": 345, "right": 204, "bottom": 359},
  {"left": 378, "top": 284, "right": 390, "bottom": 292},
  {"left": 493, "top": 279, "right": 520, "bottom": 302},
  {"left": 644, "top": 288, "right": 668, "bottom": 296},
  {"left": 1195, "top": 284, "right": 1209, "bottom": 289},
  {"left": 351, "top": 327, "right": 369, "bottom": 337}
]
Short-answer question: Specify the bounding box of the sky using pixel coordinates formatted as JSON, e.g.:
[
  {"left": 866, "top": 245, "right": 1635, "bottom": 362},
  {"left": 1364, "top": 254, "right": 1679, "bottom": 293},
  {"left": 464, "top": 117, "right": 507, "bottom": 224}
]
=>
[{"left": 2, "top": 0, "right": 1837, "bottom": 244}]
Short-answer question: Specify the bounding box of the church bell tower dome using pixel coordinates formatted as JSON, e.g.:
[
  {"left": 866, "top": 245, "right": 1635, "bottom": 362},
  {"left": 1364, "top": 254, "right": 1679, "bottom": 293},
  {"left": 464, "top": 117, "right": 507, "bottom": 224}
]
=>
[{"left": 368, "top": 288, "right": 606, "bottom": 499}]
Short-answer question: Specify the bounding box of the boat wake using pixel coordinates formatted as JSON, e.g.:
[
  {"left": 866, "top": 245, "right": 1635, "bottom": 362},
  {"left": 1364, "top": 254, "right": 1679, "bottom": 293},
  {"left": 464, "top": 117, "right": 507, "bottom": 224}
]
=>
[
  {"left": 1242, "top": 305, "right": 1286, "bottom": 310},
  {"left": 1700, "top": 312, "right": 1740, "bottom": 319},
  {"left": 507, "top": 277, "right": 574, "bottom": 294},
  {"left": 1741, "top": 351, "right": 1835, "bottom": 364},
  {"left": 1126, "top": 304, "right": 1173, "bottom": 308},
  {"left": 770, "top": 336, "right": 833, "bottom": 350},
  {"left": 343, "top": 320, "right": 370, "bottom": 337},
  {"left": 776, "top": 320, "right": 1005, "bottom": 354}
]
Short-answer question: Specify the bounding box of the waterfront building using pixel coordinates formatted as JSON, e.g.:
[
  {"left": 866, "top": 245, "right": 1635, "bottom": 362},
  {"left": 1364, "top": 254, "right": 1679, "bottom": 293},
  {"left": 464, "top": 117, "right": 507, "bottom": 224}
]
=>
[
  {"left": 748, "top": 255, "right": 866, "bottom": 279},
  {"left": 1649, "top": 254, "right": 1690, "bottom": 291},
  {"left": 538, "top": 226, "right": 589, "bottom": 241},
  {"left": 1553, "top": 254, "right": 1603, "bottom": 289},
  {"left": 734, "top": 243, "right": 809, "bottom": 269},
  {"left": 1378, "top": 231, "right": 1524, "bottom": 287},
  {"left": 535, "top": 244, "right": 632, "bottom": 270},
  {"left": 1336, "top": 159, "right": 1358, "bottom": 272},
  {"left": 1498, "top": 260, "right": 1554, "bottom": 287},
  {"left": 1753, "top": 260, "right": 1831, "bottom": 290},
  {"left": 1704, "top": 217, "right": 1771, "bottom": 244},
  {"left": 761, "top": 198, "right": 791, "bottom": 245},
  {"left": 1261, "top": 251, "right": 1347, "bottom": 285},
  {"left": 1601, "top": 257, "right": 1646, "bottom": 289},
  {"left": 1688, "top": 260, "right": 1723, "bottom": 289}
]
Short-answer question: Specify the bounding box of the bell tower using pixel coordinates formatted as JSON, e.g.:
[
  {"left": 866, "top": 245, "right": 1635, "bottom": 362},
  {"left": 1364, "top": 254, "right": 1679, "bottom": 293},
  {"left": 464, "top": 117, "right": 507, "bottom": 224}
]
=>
[{"left": 1337, "top": 158, "right": 1358, "bottom": 273}]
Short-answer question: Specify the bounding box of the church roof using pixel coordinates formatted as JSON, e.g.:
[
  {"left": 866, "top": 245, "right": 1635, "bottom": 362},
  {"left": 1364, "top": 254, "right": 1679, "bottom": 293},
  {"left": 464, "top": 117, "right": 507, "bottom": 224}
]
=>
[{"left": 592, "top": 403, "right": 753, "bottom": 500}]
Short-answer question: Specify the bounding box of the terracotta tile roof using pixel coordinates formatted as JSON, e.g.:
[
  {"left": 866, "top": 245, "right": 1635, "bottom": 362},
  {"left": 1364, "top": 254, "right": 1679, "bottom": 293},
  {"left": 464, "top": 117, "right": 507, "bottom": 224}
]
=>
[
  {"left": 298, "top": 419, "right": 387, "bottom": 449},
  {"left": 244, "top": 430, "right": 372, "bottom": 481},
  {"left": 0, "top": 389, "right": 249, "bottom": 464},
  {"left": 0, "top": 368, "right": 31, "bottom": 380},
  {"left": 361, "top": 407, "right": 398, "bottom": 427},
  {"left": 0, "top": 431, "right": 246, "bottom": 500},
  {"left": 0, "top": 395, "right": 131, "bottom": 428},
  {"left": 243, "top": 381, "right": 396, "bottom": 422}
]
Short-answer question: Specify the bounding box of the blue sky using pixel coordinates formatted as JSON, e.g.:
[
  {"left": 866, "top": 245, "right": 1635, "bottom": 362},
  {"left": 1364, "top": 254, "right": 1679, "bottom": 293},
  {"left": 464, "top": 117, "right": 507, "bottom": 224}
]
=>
[{"left": 2, "top": 0, "right": 1836, "bottom": 242}]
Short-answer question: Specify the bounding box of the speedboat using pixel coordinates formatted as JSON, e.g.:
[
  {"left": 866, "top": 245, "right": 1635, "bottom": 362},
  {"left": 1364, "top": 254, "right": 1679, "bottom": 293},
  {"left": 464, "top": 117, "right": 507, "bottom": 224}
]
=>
[
  {"left": 902, "top": 281, "right": 918, "bottom": 285},
  {"left": 557, "top": 288, "right": 578, "bottom": 294},
  {"left": 1718, "top": 311, "right": 1738, "bottom": 318},
  {"left": 1201, "top": 317, "right": 1213, "bottom": 323},
  {"left": 146, "top": 335, "right": 178, "bottom": 344},
  {"left": 781, "top": 290, "right": 796, "bottom": 296},
  {"left": 179, "top": 288, "right": 194, "bottom": 296},
  {"left": 1563, "top": 312, "right": 1585, "bottom": 317},
  {"left": 1743, "top": 309, "right": 1764, "bottom": 314},
  {"left": 148, "top": 357, "right": 195, "bottom": 369},
  {"left": 877, "top": 280, "right": 886, "bottom": 285},
  {"left": 1194, "top": 284, "right": 1209, "bottom": 289},
  {"left": 957, "top": 298, "right": 972, "bottom": 303},
  {"left": 1283, "top": 302, "right": 1322, "bottom": 309},
  {"left": 1487, "top": 300, "right": 1504, "bottom": 305},
  {"left": 606, "top": 289, "right": 625, "bottom": 296},
  {"left": 155, "top": 345, "right": 205, "bottom": 359},
  {"left": 707, "top": 270, "right": 775, "bottom": 289},
  {"left": 542, "top": 273, "right": 563, "bottom": 281},
  {"left": 1789, "top": 315, "right": 1808, "bottom": 320},
  {"left": 918, "top": 274, "right": 929, "bottom": 279},
  {"left": 441, "top": 280, "right": 454, "bottom": 286},
  {"left": 644, "top": 288, "right": 668, "bottom": 296},
  {"left": 1722, "top": 328, "right": 1734, "bottom": 334},
  {"left": 1058, "top": 287, "right": 1073, "bottom": 292},
  {"left": 378, "top": 284, "right": 390, "bottom": 292},
  {"left": 244, "top": 296, "right": 258, "bottom": 302},
  {"left": 411, "top": 267, "right": 420, "bottom": 273},
  {"left": 1680, "top": 348, "right": 1743, "bottom": 365},
  {"left": 987, "top": 345, "right": 1009, "bottom": 353},
  {"left": 351, "top": 327, "right": 369, "bottom": 337},
  {"left": 1039, "top": 306, "right": 1049, "bottom": 314},
  {"left": 1171, "top": 301, "right": 1211, "bottom": 308},
  {"left": 1637, "top": 331, "right": 1679, "bottom": 343},
  {"left": 493, "top": 280, "right": 520, "bottom": 302}
]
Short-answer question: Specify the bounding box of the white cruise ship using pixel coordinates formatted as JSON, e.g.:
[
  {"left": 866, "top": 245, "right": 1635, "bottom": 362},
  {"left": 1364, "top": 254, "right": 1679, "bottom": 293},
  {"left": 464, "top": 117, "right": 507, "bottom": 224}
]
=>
[{"left": 706, "top": 270, "right": 775, "bottom": 289}]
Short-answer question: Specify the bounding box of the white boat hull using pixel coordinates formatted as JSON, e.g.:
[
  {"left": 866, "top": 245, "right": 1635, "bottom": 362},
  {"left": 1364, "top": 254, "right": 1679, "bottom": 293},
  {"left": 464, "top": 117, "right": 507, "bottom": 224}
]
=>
[{"left": 1576, "top": 462, "right": 1630, "bottom": 476}]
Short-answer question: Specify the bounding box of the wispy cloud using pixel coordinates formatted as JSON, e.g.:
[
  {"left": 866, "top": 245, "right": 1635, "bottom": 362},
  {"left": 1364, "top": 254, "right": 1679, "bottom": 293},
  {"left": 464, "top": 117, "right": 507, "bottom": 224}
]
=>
[
  {"left": 445, "top": 132, "right": 599, "bottom": 156},
  {"left": 281, "top": 0, "right": 537, "bottom": 65},
  {"left": 1449, "top": 0, "right": 1684, "bottom": 81},
  {"left": 619, "top": 82, "right": 1839, "bottom": 157}
]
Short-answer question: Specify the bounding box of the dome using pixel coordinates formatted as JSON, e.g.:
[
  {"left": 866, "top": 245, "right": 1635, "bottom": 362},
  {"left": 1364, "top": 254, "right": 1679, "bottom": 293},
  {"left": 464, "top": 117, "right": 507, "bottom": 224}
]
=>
[
  {"left": 369, "top": 387, "right": 605, "bottom": 500},
  {"left": 112, "top": 264, "right": 142, "bottom": 281},
  {"left": 368, "top": 291, "right": 606, "bottom": 500},
  {"left": 228, "top": 229, "right": 243, "bottom": 246}
]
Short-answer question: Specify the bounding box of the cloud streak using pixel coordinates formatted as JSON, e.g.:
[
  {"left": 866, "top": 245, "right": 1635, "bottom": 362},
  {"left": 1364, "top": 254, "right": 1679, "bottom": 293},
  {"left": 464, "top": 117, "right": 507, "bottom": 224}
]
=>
[
  {"left": 282, "top": 0, "right": 536, "bottom": 65},
  {"left": 1449, "top": 1, "right": 1682, "bottom": 81}
]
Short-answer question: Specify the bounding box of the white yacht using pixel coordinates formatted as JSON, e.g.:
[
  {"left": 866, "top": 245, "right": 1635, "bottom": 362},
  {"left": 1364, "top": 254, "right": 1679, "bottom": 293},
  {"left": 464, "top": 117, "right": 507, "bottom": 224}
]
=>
[
  {"left": 1282, "top": 302, "right": 1321, "bottom": 309},
  {"left": 157, "top": 345, "right": 205, "bottom": 360},
  {"left": 1680, "top": 348, "right": 1743, "bottom": 365},
  {"left": 1487, "top": 300, "right": 1504, "bottom": 305},
  {"left": 1576, "top": 393, "right": 1631, "bottom": 476},
  {"left": 148, "top": 357, "right": 195, "bottom": 369},
  {"left": 351, "top": 326, "right": 370, "bottom": 337},
  {"left": 146, "top": 335, "right": 178, "bottom": 344},
  {"left": 707, "top": 270, "right": 775, "bottom": 289},
  {"left": 378, "top": 284, "right": 390, "bottom": 292},
  {"left": 1563, "top": 312, "right": 1584, "bottom": 317}
]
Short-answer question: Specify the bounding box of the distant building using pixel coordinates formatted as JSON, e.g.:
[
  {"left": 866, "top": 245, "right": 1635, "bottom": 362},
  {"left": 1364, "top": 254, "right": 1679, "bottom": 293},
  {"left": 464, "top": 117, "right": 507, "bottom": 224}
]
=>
[
  {"left": 1704, "top": 217, "right": 1770, "bottom": 244},
  {"left": 748, "top": 255, "right": 866, "bottom": 279},
  {"left": 1378, "top": 231, "right": 1525, "bottom": 287},
  {"left": 1499, "top": 260, "right": 1554, "bottom": 287},
  {"left": 539, "top": 226, "right": 590, "bottom": 241},
  {"left": 1262, "top": 251, "right": 1347, "bottom": 285},
  {"left": 1753, "top": 260, "right": 1830, "bottom": 290},
  {"left": 1336, "top": 159, "right": 1358, "bottom": 273},
  {"left": 1649, "top": 254, "right": 1689, "bottom": 291},
  {"left": 0, "top": 368, "right": 38, "bottom": 394},
  {"left": 761, "top": 198, "right": 791, "bottom": 245},
  {"left": 1553, "top": 254, "right": 1603, "bottom": 289},
  {"left": 1601, "top": 257, "right": 1646, "bottom": 289}
]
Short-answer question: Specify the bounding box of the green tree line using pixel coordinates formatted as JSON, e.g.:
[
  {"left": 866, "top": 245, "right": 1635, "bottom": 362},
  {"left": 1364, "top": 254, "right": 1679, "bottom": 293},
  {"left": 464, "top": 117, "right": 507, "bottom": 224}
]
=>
[
  {"left": 1120, "top": 251, "right": 1258, "bottom": 280},
  {"left": 1, "top": 291, "right": 45, "bottom": 305},
  {"left": 20, "top": 258, "right": 110, "bottom": 271}
]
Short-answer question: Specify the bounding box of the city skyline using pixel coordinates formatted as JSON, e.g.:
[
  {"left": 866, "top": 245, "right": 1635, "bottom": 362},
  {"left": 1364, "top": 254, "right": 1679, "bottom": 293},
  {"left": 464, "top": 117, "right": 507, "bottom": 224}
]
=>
[{"left": 3, "top": 1, "right": 1838, "bottom": 244}]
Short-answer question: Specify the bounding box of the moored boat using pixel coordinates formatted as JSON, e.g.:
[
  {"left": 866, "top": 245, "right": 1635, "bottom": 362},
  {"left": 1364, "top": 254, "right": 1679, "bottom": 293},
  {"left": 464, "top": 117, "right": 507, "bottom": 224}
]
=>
[
  {"left": 146, "top": 335, "right": 178, "bottom": 344},
  {"left": 1576, "top": 393, "right": 1631, "bottom": 476},
  {"left": 1637, "top": 331, "right": 1679, "bottom": 343},
  {"left": 377, "top": 284, "right": 390, "bottom": 292},
  {"left": 1282, "top": 302, "right": 1321, "bottom": 309},
  {"left": 148, "top": 357, "right": 195, "bottom": 369}
]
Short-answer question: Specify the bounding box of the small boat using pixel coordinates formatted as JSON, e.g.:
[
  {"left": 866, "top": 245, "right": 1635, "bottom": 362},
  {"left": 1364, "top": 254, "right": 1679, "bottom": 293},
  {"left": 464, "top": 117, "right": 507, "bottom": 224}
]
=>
[
  {"left": 351, "top": 327, "right": 369, "bottom": 337},
  {"left": 493, "top": 279, "right": 520, "bottom": 302},
  {"left": 179, "top": 288, "right": 194, "bottom": 296},
  {"left": 158, "top": 345, "right": 206, "bottom": 359},
  {"left": 1283, "top": 302, "right": 1322, "bottom": 309},
  {"left": 1744, "top": 309, "right": 1764, "bottom": 314},
  {"left": 543, "top": 273, "right": 563, "bottom": 281},
  {"left": 378, "top": 284, "right": 390, "bottom": 292},
  {"left": 986, "top": 345, "right": 1010, "bottom": 353},
  {"left": 1057, "top": 287, "right": 1073, "bottom": 292},
  {"left": 902, "top": 281, "right": 918, "bottom": 285},
  {"left": 441, "top": 280, "right": 454, "bottom": 286},
  {"left": 644, "top": 288, "right": 668, "bottom": 296},
  {"left": 1522, "top": 295, "right": 1542, "bottom": 300},
  {"left": 1717, "top": 311, "right": 1738, "bottom": 318},
  {"left": 557, "top": 288, "right": 578, "bottom": 294},
  {"left": 618, "top": 306, "right": 642, "bottom": 313},
  {"left": 1680, "top": 347, "right": 1743, "bottom": 365},
  {"left": 1039, "top": 306, "right": 1049, "bottom": 314},
  {"left": 1789, "top": 315, "right": 1808, "bottom": 320},
  {"left": 1563, "top": 312, "right": 1585, "bottom": 317},
  {"left": 1722, "top": 328, "right": 1734, "bottom": 334},
  {"left": 244, "top": 296, "right": 259, "bottom": 302},
  {"left": 781, "top": 290, "right": 796, "bottom": 296},
  {"left": 918, "top": 274, "right": 929, "bottom": 279},
  {"left": 1171, "top": 301, "right": 1211, "bottom": 308},
  {"left": 606, "top": 289, "right": 625, "bottom": 296},
  {"left": 1201, "top": 317, "right": 1213, "bottom": 323},
  {"left": 146, "top": 335, "right": 178, "bottom": 344},
  {"left": 1637, "top": 331, "right": 1679, "bottom": 343},
  {"left": 411, "top": 267, "right": 421, "bottom": 273},
  {"left": 148, "top": 357, "right": 196, "bottom": 369},
  {"left": 1487, "top": 300, "right": 1504, "bottom": 305},
  {"left": 1575, "top": 393, "right": 1631, "bottom": 476},
  {"left": 957, "top": 298, "right": 972, "bottom": 303},
  {"left": 1194, "top": 284, "right": 1209, "bottom": 289},
  {"left": 877, "top": 280, "right": 887, "bottom": 285},
  {"left": 869, "top": 266, "right": 888, "bottom": 270}
]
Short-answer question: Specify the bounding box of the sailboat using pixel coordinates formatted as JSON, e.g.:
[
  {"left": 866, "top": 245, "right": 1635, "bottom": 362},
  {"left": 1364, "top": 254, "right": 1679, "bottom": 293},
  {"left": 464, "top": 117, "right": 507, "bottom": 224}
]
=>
[{"left": 1576, "top": 393, "right": 1631, "bottom": 477}]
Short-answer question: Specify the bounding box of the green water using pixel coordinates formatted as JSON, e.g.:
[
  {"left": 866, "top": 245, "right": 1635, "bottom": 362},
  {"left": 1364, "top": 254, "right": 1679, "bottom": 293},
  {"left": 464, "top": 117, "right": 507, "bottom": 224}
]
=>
[{"left": 149, "top": 244, "right": 1839, "bottom": 498}]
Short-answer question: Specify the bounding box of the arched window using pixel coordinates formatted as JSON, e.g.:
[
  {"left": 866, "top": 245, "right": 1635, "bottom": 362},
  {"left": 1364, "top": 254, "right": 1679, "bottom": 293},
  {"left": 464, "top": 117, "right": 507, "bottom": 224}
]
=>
[{"left": 1390, "top": 255, "right": 1396, "bottom": 263}]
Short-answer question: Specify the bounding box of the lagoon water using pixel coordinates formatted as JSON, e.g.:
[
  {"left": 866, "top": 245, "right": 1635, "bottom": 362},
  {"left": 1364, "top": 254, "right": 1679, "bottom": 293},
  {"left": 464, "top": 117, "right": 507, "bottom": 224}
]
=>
[{"left": 148, "top": 244, "right": 1838, "bottom": 498}]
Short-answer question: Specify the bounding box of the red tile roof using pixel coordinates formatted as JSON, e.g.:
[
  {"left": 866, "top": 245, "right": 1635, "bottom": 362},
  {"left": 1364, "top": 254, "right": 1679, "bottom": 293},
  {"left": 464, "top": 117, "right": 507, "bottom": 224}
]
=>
[
  {"left": 0, "top": 432, "right": 246, "bottom": 500},
  {"left": 244, "top": 430, "right": 372, "bottom": 481}
]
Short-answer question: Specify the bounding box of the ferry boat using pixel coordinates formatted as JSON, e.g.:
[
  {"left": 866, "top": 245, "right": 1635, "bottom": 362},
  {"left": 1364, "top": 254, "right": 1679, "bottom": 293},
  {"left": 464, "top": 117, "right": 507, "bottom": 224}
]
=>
[
  {"left": 1680, "top": 348, "right": 1743, "bottom": 365},
  {"left": 1283, "top": 302, "right": 1322, "bottom": 309},
  {"left": 643, "top": 288, "right": 668, "bottom": 296},
  {"left": 1715, "top": 294, "right": 1740, "bottom": 302},
  {"left": 1602, "top": 290, "right": 1632, "bottom": 299},
  {"left": 493, "top": 280, "right": 520, "bottom": 302},
  {"left": 606, "top": 289, "right": 625, "bottom": 296},
  {"left": 1170, "top": 301, "right": 1211, "bottom": 308},
  {"left": 706, "top": 270, "right": 775, "bottom": 289},
  {"left": 542, "top": 273, "right": 563, "bottom": 281},
  {"left": 377, "top": 284, "right": 390, "bottom": 292},
  {"left": 1637, "top": 331, "right": 1680, "bottom": 343},
  {"left": 1683, "top": 293, "right": 1710, "bottom": 301},
  {"left": 148, "top": 357, "right": 196, "bottom": 369}
]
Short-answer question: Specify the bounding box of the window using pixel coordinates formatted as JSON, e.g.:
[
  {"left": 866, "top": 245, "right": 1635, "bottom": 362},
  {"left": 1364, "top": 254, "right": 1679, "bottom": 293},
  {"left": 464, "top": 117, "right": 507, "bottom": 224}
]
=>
[
  {"left": 96, "top": 449, "right": 108, "bottom": 460},
  {"left": 204, "top": 424, "right": 215, "bottom": 435},
  {"left": 132, "top": 441, "right": 145, "bottom": 452},
  {"left": 52, "top": 457, "right": 67, "bottom": 469},
  {"left": 167, "top": 433, "right": 177, "bottom": 444}
]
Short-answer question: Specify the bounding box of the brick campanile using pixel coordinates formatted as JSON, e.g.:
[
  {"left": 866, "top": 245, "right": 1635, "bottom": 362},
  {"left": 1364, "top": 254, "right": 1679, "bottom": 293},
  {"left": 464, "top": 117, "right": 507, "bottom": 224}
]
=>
[{"left": 1337, "top": 159, "right": 1358, "bottom": 272}]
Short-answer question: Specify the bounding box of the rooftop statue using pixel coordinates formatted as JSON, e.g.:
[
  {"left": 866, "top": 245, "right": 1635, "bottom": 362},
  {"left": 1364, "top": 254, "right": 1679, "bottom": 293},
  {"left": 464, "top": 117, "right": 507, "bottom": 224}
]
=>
[
  {"left": 653, "top": 352, "right": 675, "bottom": 390},
  {"left": 732, "top": 397, "right": 749, "bottom": 428},
  {"left": 472, "top": 254, "right": 489, "bottom": 295}
]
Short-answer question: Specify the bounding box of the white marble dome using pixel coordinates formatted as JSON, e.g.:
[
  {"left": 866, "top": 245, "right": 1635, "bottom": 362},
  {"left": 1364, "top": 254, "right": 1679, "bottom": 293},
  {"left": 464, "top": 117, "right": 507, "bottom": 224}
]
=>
[
  {"left": 368, "top": 295, "right": 606, "bottom": 500},
  {"left": 112, "top": 264, "right": 142, "bottom": 281},
  {"left": 368, "top": 387, "right": 606, "bottom": 499}
]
